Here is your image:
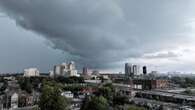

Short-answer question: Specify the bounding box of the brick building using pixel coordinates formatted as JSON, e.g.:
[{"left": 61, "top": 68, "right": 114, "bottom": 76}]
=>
[{"left": 133, "top": 79, "right": 169, "bottom": 90}]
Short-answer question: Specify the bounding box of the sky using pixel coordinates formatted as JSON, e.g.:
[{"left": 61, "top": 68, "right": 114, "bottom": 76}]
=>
[{"left": 0, "top": 0, "right": 195, "bottom": 73}]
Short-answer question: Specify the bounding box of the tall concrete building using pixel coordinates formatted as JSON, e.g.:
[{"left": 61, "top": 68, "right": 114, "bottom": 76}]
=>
[
  {"left": 125, "top": 63, "right": 141, "bottom": 78},
  {"left": 133, "top": 65, "right": 140, "bottom": 75},
  {"left": 54, "top": 64, "right": 65, "bottom": 76},
  {"left": 125, "top": 63, "right": 133, "bottom": 77},
  {"left": 68, "top": 61, "right": 75, "bottom": 70},
  {"left": 54, "top": 61, "right": 79, "bottom": 77}
]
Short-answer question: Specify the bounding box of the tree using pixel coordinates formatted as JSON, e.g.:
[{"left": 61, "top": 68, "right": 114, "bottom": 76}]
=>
[
  {"left": 98, "top": 87, "right": 112, "bottom": 100},
  {"left": 39, "top": 81, "right": 69, "bottom": 110},
  {"left": 55, "top": 76, "right": 84, "bottom": 84},
  {"left": 98, "top": 83, "right": 115, "bottom": 101},
  {"left": 81, "top": 96, "right": 109, "bottom": 110},
  {"left": 0, "top": 80, "right": 7, "bottom": 92},
  {"left": 128, "top": 105, "right": 145, "bottom": 110},
  {"left": 18, "top": 78, "right": 33, "bottom": 93},
  {"left": 171, "top": 77, "right": 195, "bottom": 88},
  {"left": 113, "top": 95, "right": 129, "bottom": 105}
]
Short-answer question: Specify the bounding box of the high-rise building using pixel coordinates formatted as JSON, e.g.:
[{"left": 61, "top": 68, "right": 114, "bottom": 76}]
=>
[
  {"left": 125, "top": 63, "right": 141, "bottom": 78},
  {"left": 143, "top": 66, "right": 147, "bottom": 75},
  {"left": 68, "top": 61, "right": 75, "bottom": 70},
  {"left": 125, "top": 63, "right": 134, "bottom": 77},
  {"left": 83, "top": 67, "right": 88, "bottom": 75},
  {"left": 54, "top": 61, "right": 79, "bottom": 77},
  {"left": 133, "top": 65, "right": 140, "bottom": 75},
  {"left": 54, "top": 65, "right": 65, "bottom": 76},
  {"left": 125, "top": 63, "right": 130, "bottom": 76}
]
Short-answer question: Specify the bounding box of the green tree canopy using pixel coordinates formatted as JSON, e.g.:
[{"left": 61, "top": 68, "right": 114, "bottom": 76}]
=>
[
  {"left": 98, "top": 83, "right": 115, "bottom": 101},
  {"left": 39, "top": 81, "right": 69, "bottom": 110},
  {"left": 113, "top": 95, "right": 129, "bottom": 105},
  {"left": 81, "top": 96, "right": 109, "bottom": 110},
  {"left": 18, "top": 78, "right": 33, "bottom": 93},
  {"left": 128, "top": 105, "right": 146, "bottom": 110}
]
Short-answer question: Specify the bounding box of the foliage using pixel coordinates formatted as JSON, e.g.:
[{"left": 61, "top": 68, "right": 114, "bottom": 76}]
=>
[
  {"left": 98, "top": 87, "right": 113, "bottom": 100},
  {"left": 113, "top": 95, "right": 129, "bottom": 105},
  {"left": 0, "top": 77, "right": 5, "bottom": 82},
  {"left": 17, "top": 77, "right": 53, "bottom": 92},
  {"left": 29, "top": 77, "right": 45, "bottom": 90},
  {"left": 55, "top": 76, "right": 84, "bottom": 84},
  {"left": 0, "top": 80, "right": 8, "bottom": 92},
  {"left": 18, "top": 77, "right": 33, "bottom": 93},
  {"left": 81, "top": 96, "right": 109, "bottom": 110},
  {"left": 63, "top": 84, "right": 85, "bottom": 93},
  {"left": 128, "top": 105, "right": 146, "bottom": 110},
  {"left": 39, "top": 81, "right": 69, "bottom": 110},
  {"left": 103, "top": 83, "right": 115, "bottom": 91},
  {"left": 183, "top": 89, "right": 195, "bottom": 96},
  {"left": 81, "top": 83, "right": 116, "bottom": 109},
  {"left": 94, "top": 83, "right": 115, "bottom": 106},
  {"left": 171, "top": 77, "right": 195, "bottom": 88}
]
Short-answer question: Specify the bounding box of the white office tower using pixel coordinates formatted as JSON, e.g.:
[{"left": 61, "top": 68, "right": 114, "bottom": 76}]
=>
[
  {"left": 24, "top": 68, "right": 40, "bottom": 77},
  {"left": 54, "top": 61, "right": 79, "bottom": 77},
  {"left": 67, "top": 61, "right": 79, "bottom": 77},
  {"left": 54, "top": 64, "right": 65, "bottom": 76},
  {"left": 68, "top": 61, "right": 75, "bottom": 70},
  {"left": 132, "top": 65, "right": 141, "bottom": 75}
]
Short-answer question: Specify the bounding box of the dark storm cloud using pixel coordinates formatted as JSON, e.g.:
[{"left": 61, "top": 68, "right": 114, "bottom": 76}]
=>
[{"left": 0, "top": 0, "right": 194, "bottom": 69}]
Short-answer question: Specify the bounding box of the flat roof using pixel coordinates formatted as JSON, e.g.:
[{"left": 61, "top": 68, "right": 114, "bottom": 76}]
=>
[{"left": 139, "top": 91, "right": 195, "bottom": 101}]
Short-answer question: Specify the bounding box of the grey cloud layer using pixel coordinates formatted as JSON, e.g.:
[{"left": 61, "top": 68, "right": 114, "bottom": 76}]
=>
[
  {"left": 0, "top": 0, "right": 194, "bottom": 69},
  {"left": 143, "top": 51, "right": 180, "bottom": 59}
]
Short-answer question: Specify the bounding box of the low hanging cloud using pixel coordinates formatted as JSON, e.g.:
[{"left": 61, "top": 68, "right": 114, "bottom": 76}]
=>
[
  {"left": 143, "top": 51, "right": 181, "bottom": 59},
  {"left": 0, "top": 0, "right": 195, "bottom": 69}
]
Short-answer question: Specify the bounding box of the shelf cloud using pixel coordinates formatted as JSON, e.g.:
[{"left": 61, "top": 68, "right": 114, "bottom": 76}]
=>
[{"left": 0, "top": 0, "right": 195, "bottom": 70}]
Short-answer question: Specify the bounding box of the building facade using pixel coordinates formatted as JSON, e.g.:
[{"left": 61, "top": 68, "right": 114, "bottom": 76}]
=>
[
  {"left": 125, "top": 63, "right": 141, "bottom": 78},
  {"left": 54, "top": 61, "right": 79, "bottom": 77},
  {"left": 143, "top": 66, "right": 147, "bottom": 75},
  {"left": 82, "top": 67, "right": 88, "bottom": 75},
  {"left": 23, "top": 68, "right": 40, "bottom": 77},
  {"left": 133, "top": 79, "right": 169, "bottom": 90},
  {"left": 125, "top": 63, "right": 133, "bottom": 77}
]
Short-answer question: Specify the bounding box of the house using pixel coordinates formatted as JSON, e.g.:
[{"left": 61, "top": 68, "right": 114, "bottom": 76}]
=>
[
  {"left": 11, "top": 93, "right": 18, "bottom": 109},
  {"left": 61, "top": 91, "right": 74, "bottom": 99},
  {"left": 3, "top": 91, "right": 19, "bottom": 109},
  {"left": 19, "top": 93, "right": 34, "bottom": 107}
]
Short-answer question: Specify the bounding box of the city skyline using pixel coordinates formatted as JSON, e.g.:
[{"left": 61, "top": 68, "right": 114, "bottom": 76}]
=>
[{"left": 0, "top": 0, "right": 195, "bottom": 73}]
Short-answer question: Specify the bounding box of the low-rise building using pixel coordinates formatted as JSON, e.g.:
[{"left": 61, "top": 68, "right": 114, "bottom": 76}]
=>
[
  {"left": 19, "top": 93, "right": 34, "bottom": 107},
  {"left": 61, "top": 91, "right": 74, "bottom": 99},
  {"left": 133, "top": 79, "right": 169, "bottom": 90},
  {"left": 11, "top": 93, "right": 18, "bottom": 109},
  {"left": 3, "top": 91, "right": 19, "bottom": 109},
  {"left": 23, "top": 68, "right": 40, "bottom": 77},
  {"left": 113, "top": 83, "right": 136, "bottom": 97}
]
